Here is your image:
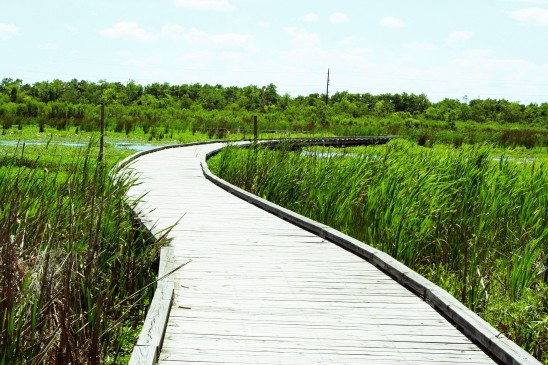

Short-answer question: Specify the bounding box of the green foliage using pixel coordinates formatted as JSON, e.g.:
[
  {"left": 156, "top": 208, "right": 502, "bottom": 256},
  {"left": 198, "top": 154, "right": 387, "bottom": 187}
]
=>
[
  {"left": 0, "top": 143, "right": 165, "bottom": 363},
  {"left": 0, "top": 79, "right": 547, "bottom": 148},
  {"left": 484, "top": 284, "right": 548, "bottom": 363}
]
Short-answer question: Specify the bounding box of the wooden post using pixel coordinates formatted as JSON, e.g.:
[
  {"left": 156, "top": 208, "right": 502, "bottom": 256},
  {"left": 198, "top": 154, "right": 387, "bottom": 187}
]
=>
[
  {"left": 98, "top": 104, "right": 105, "bottom": 162},
  {"left": 325, "top": 68, "right": 330, "bottom": 105},
  {"left": 253, "top": 115, "right": 258, "bottom": 145}
]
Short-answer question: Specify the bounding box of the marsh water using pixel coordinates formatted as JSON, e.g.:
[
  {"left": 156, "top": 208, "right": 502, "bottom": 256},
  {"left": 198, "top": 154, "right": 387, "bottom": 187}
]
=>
[{"left": 0, "top": 140, "right": 162, "bottom": 151}]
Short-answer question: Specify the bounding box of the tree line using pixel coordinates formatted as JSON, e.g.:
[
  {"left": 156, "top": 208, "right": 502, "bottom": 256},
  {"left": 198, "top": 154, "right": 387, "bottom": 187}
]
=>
[{"left": 1, "top": 78, "right": 547, "bottom": 136}]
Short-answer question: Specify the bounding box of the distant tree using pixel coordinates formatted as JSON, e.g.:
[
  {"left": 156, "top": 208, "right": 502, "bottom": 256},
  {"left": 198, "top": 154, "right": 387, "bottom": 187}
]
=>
[
  {"left": 469, "top": 98, "right": 498, "bottom": 123},
  {"left": 497, "top": 100, "right": 524, "bottom": 124},
  {"left": 373, "top": 100, "right": 395, "bottom": 117},
  {"left": 144, "top": 82, "right": 170, "bottom": 99},
  {"left": 280, "top": 93, "right": 291, "bottom": 111},
  {"left": 332, "top": 93, "right": 359, "bottom": 118},
  {"left": 240, "top": 85, "right": 262, "bottom": 111},
  {"left": 199, "top": 84, "right": 225, "bottom": 110},
  {"left": 223, "top": 86, "right": 240, "bottom": 105},
  {"left": 261, "top": 83, "right": 279, "bottom": 108},
  {"left": 10, "top": 87, "right": 18, "bottom": 103}
]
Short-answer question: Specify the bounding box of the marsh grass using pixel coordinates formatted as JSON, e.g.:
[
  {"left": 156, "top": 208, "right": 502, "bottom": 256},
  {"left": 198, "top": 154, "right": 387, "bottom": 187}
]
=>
[
  {"left": 209, "top": 139, "right": 548, "bottom": 363},
  {"left": 0, "top": 124, "right": 335, "bottom": 148},
  {"left": 0, "top": 141, "right": 164, "bottom": 364}
]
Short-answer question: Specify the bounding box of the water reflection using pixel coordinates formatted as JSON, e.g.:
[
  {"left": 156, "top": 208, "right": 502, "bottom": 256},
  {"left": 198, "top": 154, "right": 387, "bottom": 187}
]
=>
[{"left": 0, "top": 140, "right": 163, "bottom": 151}]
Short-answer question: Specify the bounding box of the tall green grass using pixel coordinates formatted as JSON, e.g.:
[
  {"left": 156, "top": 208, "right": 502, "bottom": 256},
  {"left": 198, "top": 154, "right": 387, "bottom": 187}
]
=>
[
  {"left": 209, "top": 140, "right": 547, "bottom": 363},
  {"left": 0, "top": 142, "right": 163, "bottom": 364}
]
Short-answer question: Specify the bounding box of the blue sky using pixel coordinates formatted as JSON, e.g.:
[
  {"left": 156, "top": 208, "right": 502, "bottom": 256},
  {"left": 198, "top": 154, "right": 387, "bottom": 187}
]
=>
[{"left": 1, "top": 0, "right": 547, "bottom": 103}]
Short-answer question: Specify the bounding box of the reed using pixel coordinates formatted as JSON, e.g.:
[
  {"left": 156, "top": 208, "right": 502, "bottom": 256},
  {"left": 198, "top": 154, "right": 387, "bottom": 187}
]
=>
[
  {"left": 209, "top": 140, "right": 547, "bottom": 362},
  {"left": 0, "top": 142, "right": 163, "bottom": 364}
]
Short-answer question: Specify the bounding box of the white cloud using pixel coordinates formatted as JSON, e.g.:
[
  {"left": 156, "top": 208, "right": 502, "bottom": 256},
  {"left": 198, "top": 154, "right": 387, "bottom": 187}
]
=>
[
  {"left": 380, "top": 16, "right": 405, "bottom": 28},
  {"left": 124, "top": 54, "right": 163, "bottom": 69},
  {"left": 339, "top": 35, "right": 359, "bottom": 46},
  {"left": 175, "top": 50, "right": 251, "bottom": 66},
  {"left": 162, "top": 23, "right": 186, "bottom": 40},
  {"left": 330, "top": 12, "right": 349, "bottom": 24},
  {"left": 403, "top": 41, "right": 437, "bottom": 52},
  {"left": 170, "top": 49, "right": 261, "bottom": 86},
  {"left": 162, "top": 24, "right": 253, "bottom": 46},
  {"left": 173, "top": 0, "right": 235, "bottom": 12},
  {"left": 457, "top": 49, "right": 494, "bottom": 63},
  {"left": 284, "top": 27, "right": 320, "bottom": 46},
  {"left": 0, "top": 23, "right": 19, "bottom": 40},
  {"left": 447, "top": 30, "right": 473, "bottom": 43},
  {"left": 448, "top": 50, "right": 548, "bottom": 100},
  {"left": 510, "top": 7, "right": 548, "bottom": 25},
  {"left": 210, "top": 33, "right": 253, "bottom": 45},
  {"left": 101, "top": 22, "right": 155, "bottom": 41},
  {"left": 65, "top": 24, "right": 78, "bottom": 34},
  {"left": 40, "top": 42, "right": 59, "bottom": 50},
  {"left": 301, "top": 13, "right": 319, "bottom": 22},
  {"left": 519, "top": 0, "right": 548, "bottom": 4}
]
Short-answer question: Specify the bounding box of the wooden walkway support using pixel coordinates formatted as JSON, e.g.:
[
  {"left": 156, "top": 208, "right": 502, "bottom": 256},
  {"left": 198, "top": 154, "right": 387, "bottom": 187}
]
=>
[{"left": 124, "top": 141, "right": 539, "bottom": 365}]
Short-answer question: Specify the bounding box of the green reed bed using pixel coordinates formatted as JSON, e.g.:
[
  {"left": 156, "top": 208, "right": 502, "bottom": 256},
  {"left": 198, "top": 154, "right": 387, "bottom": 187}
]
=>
[
  {"left": 209, "top": 139, "right": 547, "bottom": 363},
  {"left": 0, "top": 142, "right": 164, "bottom": 364}
]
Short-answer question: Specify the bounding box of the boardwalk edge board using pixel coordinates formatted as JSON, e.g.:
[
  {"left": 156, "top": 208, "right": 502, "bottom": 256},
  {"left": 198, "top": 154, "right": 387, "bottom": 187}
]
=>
[
  {"left": 201, "top": 140, "right": 540, "bottom": 365},
  {"left": 117, "top": 144, "right": 187, "bottom": 365}
]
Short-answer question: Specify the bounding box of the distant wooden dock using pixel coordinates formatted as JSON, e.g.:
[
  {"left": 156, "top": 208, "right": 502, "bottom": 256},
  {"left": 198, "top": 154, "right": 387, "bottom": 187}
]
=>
[{"left": 124, "top": 140, "right": 539, "bottom": 365}]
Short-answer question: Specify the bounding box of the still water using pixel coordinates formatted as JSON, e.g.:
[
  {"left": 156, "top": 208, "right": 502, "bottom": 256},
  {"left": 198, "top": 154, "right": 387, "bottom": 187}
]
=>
[{"left": 0, "top": 140, "right": 161, "bottom": 151}]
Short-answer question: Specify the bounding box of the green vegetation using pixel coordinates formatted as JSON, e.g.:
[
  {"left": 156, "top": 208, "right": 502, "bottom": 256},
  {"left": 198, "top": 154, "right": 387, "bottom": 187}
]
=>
[
  {"left": 0, "top": 142, "right": 166, "bottom": 364},
  {"left": 209, "top": 140, "right": 547, "bottom": 363},
  {"left": 1, "top": 78, "right": 547, "bottom": 148}
]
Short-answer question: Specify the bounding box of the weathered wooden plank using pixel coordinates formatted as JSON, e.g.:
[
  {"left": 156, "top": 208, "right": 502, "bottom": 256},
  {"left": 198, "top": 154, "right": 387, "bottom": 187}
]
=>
[
  {"left": 158, "top": 246, "right": 174, "bottom": 279},
  {"left": 161, "top": 341, "right": 488, "bottom": 355},
  {"left": 125, "top": 193, "right": 177, "bottom": 364},
  {"left": 128, "top": 345, "right": 157, "bottom": 365},
  {"left": 163, "top": 334, "right": 487, "bottom": 350},
  {"left": 135, "top": 283, "right": 174, "bottom": 347},
  {"left": 161, "top": 347, "right": 478, "bottom": 358},
  {"left": 158, "top": 351, "right": 492, "bottom": 365}
]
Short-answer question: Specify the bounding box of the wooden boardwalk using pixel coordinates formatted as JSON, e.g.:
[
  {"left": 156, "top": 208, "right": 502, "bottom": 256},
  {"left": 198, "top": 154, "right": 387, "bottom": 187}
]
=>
[{"left": 127, "top": 143, "right": 505, "bottom": 364}]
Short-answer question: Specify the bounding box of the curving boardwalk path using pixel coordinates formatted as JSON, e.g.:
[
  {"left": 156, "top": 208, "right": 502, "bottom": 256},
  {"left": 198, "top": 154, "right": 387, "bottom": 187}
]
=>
[{"left": 127, "top": 143, "right": 500, "bottom": 364}]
